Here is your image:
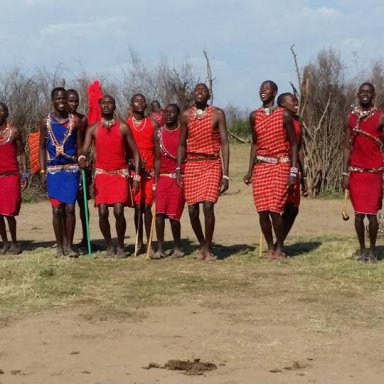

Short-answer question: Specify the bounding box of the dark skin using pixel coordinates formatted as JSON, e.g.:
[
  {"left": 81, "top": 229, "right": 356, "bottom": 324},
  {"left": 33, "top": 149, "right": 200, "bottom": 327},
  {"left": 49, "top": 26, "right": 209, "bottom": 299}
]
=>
[
  {"left": 39, "top": 89, "right": 82, "bottom": 256},
  {"left": 129, "top": 94, "right": 159, "bottom": 255},
  {"left": 342, "top": 83, "right": 384, "bottom": 262},
  {"left": 154, "top": 104, "right": 184, "bottom": 259},
  {"left": 0, "top": 103, "right": 28, "bottom": 255},
  {"left": 278, "top": 93, "right": 307, "bottom": 241},
  {"left": 79, "top": 95, "right": 140, "bottom": 256},
  {"left": 67, "top": 90, "right": 90, "bottom": 246},
  {"left": 243, "top": 81, "right": 298, "bottom": 258},
  {"left": 176, "top": 83, "right": 230, "bottom": 260}
]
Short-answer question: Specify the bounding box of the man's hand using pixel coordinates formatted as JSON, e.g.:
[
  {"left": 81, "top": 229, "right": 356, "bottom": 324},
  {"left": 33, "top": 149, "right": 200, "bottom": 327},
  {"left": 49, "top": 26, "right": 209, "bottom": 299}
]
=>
[
  {"left": 78, "top": 155, "right": 87, "bottom": 169},
  {"left": 243, "top": 172, "right": 252, "bottom": 185},
  {"left": 40, "top": 171, "right": 46, "bottom": 189},
  {"left": 220, "top": 178, "right": 229, "bottom": 195},
  {"left": 20, "top": 177, "right": 28, "bottom": 191},
  {"left": 132, "top": 179, "right": 140, "bottom": 193},
  {"left": 176, "top": 169, "right": 183, "bottom": 188}
]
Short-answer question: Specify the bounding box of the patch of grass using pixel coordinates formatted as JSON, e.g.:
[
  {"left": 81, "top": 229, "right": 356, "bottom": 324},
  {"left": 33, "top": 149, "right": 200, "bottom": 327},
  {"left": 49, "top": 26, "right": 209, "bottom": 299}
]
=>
[{"left": 1, "top": 236, "right": 384, "bottom": 332}]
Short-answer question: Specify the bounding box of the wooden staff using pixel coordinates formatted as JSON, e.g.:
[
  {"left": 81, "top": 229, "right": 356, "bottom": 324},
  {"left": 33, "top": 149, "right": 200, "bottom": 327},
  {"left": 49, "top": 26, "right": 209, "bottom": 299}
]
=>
[
  {"left": 134, "top": 204, "right": 141, "bottom": 257},
  {"left": 342, "top": 189, "right": 350, "bottom": 221}
]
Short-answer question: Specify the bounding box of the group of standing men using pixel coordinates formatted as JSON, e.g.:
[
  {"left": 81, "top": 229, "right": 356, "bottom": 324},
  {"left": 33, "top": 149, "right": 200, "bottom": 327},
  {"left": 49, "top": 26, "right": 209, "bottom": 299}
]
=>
[{"left": 0, "top": 80, "right": 383, "bottom": 262}]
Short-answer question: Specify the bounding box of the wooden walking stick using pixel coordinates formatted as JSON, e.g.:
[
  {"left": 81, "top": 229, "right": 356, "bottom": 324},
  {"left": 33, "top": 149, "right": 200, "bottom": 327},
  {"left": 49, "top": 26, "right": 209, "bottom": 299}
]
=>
[
  {"left": 81, "top": 169, "right": 92, "bottom": 256},
  {"left": 134, "top": 204, "right": 141, "bottom": 257},
  {"left": 342, "top": 189, "right": 350, "bottom": 221}
]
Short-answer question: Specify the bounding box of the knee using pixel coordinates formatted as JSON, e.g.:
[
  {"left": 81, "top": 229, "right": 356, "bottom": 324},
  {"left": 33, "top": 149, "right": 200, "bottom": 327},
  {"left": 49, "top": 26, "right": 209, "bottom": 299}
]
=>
[
  {"left": 52, "top": 206, "right": 63, "bottom": 218},
  {"left": 65, "top": 204, "right": 75, "bottom": 216},
  {"left": 188, "top": 204, "right": 199, "bottom": 219},
  {"left": 202, "top": 202, "right": 214, "bottom": 216},
  {"left": 114, "top": 205, "right": 124, "bottom": 219},
  {"left": 355, "top": 214, "right": 365, "bottom": 223},
  {"left": 367, "top": 214, "right": 378, "bottom": 224},
  {"left": 98, "top": 206, "right": 108, "bottom": 219}
]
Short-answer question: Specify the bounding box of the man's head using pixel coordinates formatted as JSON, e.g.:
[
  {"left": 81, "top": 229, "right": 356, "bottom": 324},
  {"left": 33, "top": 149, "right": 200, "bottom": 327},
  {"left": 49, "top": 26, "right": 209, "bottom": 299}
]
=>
[
  {"left": 357, "top": 82, "right": 375, "bottom": 108},
  {"left": 192, "top": 83, "right": 210, "bottom": 106},
  {"left": 130, "top": 93, "right": 147, "bottom": 115},
  {"left": 165, "top": 103, "right": 180, "bottom": 126},
  {"left": 259, "top": 80, "right": 278, "bottom": 105},
  {"left": 51, "top": 87, "right": 68, "bottom": 113},
  {"left": 151, "top": 100, "right": 162, "bottom": 112},
  {"left": 67, "top": 89, "right": 80, "bottom": 114},
  {"left": 277, "top": 92, "right": 298, "bottom": 115},
  {"left": 99, "top": 95, "right": 116, "bottom": 117},
  {"left": 0, "top": 102, "right": 9, "bottom": 124}
]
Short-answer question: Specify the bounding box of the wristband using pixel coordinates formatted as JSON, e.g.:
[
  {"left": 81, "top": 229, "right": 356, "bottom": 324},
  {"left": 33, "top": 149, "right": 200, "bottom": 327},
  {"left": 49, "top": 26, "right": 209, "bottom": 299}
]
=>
[
  {"left": 21, "top": 172, "right": 30, "bottom": 179},
  {"left": 133, "top": 174, "right": 141, "bottom": 182},
  {"left": 40, "top": 169, "right": 46, "bottom": 174},
  {"left": 175, "top": 167, "right": 181, "bottom": 171},
  {"left": 290, "top": 173, "right": 298, "bottom": 178},
  {"left": 222, "top": 175, "right": 230, "bottom": 180},
  {"left": 342, "top": 172, "right": 349, "bottom": 177},
  {"left": 78, "top": 154, "right": 86, "bottom": 162},
  {"left": 290, "top": 167, "right": 299, "bottom": 174}
]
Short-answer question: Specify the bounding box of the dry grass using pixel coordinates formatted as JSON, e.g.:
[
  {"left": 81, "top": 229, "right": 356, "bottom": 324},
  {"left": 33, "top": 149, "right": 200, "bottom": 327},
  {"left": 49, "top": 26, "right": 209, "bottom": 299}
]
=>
[{"left": 1, "top": 236, "right": 384, "bottom": 332}]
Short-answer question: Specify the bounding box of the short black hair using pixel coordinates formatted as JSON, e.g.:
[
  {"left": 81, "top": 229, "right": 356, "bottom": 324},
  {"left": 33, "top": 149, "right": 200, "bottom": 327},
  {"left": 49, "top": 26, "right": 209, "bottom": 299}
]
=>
[
  {"left": 51, "top": 87, "right": 67, "bottom": 99},
  {"left": 67, "top": 89, "right": 79, "bottom": 98},
  {"left": 359, "top": 82, "right": 375, "bottom": 93},
  {"left": 166, "top": 103, "right": 181, "bottom": 114},
  {"left": 277, "top": 92, "right": 294, "bottom": 107},
  {"left": 131, "top": 93, "right": 146, "bottom": 104},
  {"left": 262, "top": 80, "right": 278, "bottom": 92}
]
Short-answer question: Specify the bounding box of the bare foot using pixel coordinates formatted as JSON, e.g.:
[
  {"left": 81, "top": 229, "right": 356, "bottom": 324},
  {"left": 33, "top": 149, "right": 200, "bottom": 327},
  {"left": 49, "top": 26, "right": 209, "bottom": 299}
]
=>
[
  {"left": 170, "top": 249, "right": 185, "bottom": 259},
  {"left": 266, "top": 249, "right": 275, "bottom": 260},
  {"left": 54, "top": 248, "right": 65, "bottom": 258},
  {"left": 115, "top": 247, "right": 127, "bottom": 258},
  {"left": 9, "top": 243, "right": 21, "bottom": 255},
  {"left": 356, "top": 249, "right": 367, "bottom": 262},
  {"left": 105, "top": 246, "right": 116, "bottom": 258},
  {"left": 135, "top": 244, "right": 146, "bottom": 256},
  {"left": 65, "top": 248, "right": 79, "bottom": 258},
  {"left": 204, "top": 252, "right": 217, "bottom": 262},
  {"left": 366, "top": 250, "right": 377, "bottom": 263},
  {"left": 195, "top": 250, "right": 206, "bottom": 261},
  {"left": 271, "top": 250, "right": 286, "bottom": 260},
  {"left": 1, "top": 243, "right": 10, "bottom": 255},
  {"left": 152, "top": 251, "right": 165, "bottom": 260}
]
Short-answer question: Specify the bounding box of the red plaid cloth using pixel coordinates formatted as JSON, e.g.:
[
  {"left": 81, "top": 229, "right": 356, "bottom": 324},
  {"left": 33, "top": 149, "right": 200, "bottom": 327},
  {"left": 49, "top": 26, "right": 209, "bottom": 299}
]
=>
[
  {"left": 252, "top": 107, "right": 290, "bottom": 213},
  {"left": 183, "top": 106, "right": 223, "bottom": 205},
  {"left": 187, "top": 106, "right": 221, "bottom": 154},
  {"left": 184, "top": 159, "right": 222, "bottom": 205}
]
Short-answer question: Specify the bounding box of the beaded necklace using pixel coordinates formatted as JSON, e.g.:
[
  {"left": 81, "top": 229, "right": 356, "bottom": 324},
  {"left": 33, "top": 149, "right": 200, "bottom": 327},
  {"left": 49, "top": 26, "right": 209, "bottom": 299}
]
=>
[
  {"left": 193, "top": 106, "right": 209, "bottom": 120},
  {"left": 46, "top": 113, "right": 74, "bottom": 157},
  {"left": 0, "top": 123, "right": 11, "bottom": 146},
  {"left": 159, "top": 125, "right": 180, "bottom": 160},
  {"left": 101, "top": 117, "right": 115, "bottom": 129},
  {"left": 132, "top": 116, "right": 147, "bottom": 132},
  {"left": 260, "top": 104, "right": 278, "bottom": 116}
]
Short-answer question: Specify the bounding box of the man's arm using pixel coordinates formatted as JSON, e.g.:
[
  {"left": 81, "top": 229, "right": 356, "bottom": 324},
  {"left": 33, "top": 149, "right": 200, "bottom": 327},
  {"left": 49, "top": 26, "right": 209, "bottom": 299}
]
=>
[
  {"left": 243, "top": 111, "right": 257, "bottom": 185},
  {"left": 154, "top": 126, "right": 160, "bottom": 187},
  {"left": 215, "top": 107, "right": 229, "bottom": 194},
  {"left": 176, "top": 111, "right": 189, "bottom": 187},
  {"left": 342, "top": 116, "right": 351, "bottom": 190},
  {"left": 14, "top": 127, "right": 28, "bottom": 190},
  {"left": 121, "top": 121, "right": 141, "bottom": 192},
  {"left": 78, "top": 123, "right": 96, "bottom": 168},
  {"left": 284, "top": 109, "right": 298, "bottom": 186}
]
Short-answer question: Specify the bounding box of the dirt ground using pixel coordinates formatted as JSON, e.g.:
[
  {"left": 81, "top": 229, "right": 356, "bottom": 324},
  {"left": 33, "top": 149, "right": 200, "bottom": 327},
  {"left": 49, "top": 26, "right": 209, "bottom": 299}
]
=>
[{"left": 1, "top": 145, "right": 383, "bottom": 384}]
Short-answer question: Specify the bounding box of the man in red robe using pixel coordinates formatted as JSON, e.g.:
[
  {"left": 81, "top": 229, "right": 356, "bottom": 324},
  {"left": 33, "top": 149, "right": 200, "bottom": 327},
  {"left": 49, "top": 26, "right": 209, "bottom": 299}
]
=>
[
  {"left": 150, "top": 100, "right": 165, "bottom": 126},
  {"left": 126, "top": 94, "right": 158, "bottom": 255},
  {"left": 79, "top": 95, "right": 140, "bottom": 257},
  {"left": 154, "top": 103, "right": 185, "bottom": 259},
  {"left": 243, "top": 80, "right": 298, "bottom": 260},
  {"left": 277, "top": 92, "right": 307, "bottom": 241},
  {"left": 343, "top": 82, "right": 384, "bottom": 262},
  {"left": 0, "top": 102, "right": 28, "bottom": 255},
  {"left": 177, "top": 83, "right": 229, "bottom": 261}
]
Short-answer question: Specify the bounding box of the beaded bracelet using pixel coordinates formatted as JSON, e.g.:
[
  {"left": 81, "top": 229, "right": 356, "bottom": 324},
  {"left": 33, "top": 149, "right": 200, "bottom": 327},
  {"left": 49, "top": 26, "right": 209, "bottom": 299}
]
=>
[
  {"left": 222, "top": 175, "right": 230, "bottom": 180},
  {"left": 78, "top": 154, "right": 86, "bottom": 162},
  {"left": 21, "top": 172, "right": 30, "bottom": 179},
  {"left": 290, "top": 167, "right": 299, "bottom": 174}
]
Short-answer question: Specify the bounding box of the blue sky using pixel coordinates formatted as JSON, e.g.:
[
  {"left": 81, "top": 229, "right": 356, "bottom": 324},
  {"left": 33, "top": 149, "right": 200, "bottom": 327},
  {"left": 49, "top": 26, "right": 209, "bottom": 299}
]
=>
[{"left": 1, "top": 0, "right": 383, "bottom": 109}]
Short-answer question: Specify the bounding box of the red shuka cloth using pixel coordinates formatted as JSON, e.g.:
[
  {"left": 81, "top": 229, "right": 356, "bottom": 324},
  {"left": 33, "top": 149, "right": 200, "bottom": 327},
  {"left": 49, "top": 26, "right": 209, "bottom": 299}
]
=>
[
  {"left": 93, "top": 121, "right": 130, "bottom": 206},
  {"left": 155, "top": 126, "right": 185, "bottom": 220},
  {"left": 0, "top": 141, "right": 21, "bottom": 216},
  {"left": 286, "top": 119, "right": 301, "bottom": 208},
  {"left": 87, "top": 81, "right": 103, "bottom": 126},
  {"left": 127, "top": 116, "right": 155, "bottom": 205},
  {"left": 252, "top": 107, "right": 290, "bottom": 213},
  {"left": 348, "top": 109, "right": 383, "bottom": 214},
  {"left": 184, "top": 106, "right": 222, "bottom": 205}
]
